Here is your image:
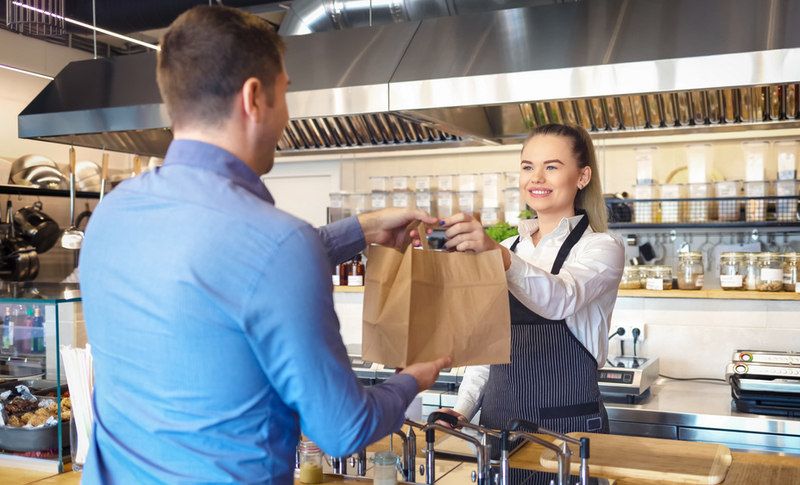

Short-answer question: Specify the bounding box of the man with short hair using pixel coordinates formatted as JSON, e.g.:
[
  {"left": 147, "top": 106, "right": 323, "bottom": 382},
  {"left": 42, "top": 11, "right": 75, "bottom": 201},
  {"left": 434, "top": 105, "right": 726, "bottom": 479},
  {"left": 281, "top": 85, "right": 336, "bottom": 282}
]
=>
[{"left": 79, "top": 6, "right": 448, "bottom": 484}]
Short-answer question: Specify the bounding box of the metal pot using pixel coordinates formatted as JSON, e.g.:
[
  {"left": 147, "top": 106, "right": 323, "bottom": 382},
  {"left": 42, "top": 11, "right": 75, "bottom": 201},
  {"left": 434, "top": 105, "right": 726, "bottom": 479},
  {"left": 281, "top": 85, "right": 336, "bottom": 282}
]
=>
[
  {"left": 9, "top": 155, "right": 68, "bottom": 190},
  {"left": 0, "top": 201, "right": 39, "bottom": 282},
  {"left": 14, "top": 201, "right": 60, "bottom": 254}
]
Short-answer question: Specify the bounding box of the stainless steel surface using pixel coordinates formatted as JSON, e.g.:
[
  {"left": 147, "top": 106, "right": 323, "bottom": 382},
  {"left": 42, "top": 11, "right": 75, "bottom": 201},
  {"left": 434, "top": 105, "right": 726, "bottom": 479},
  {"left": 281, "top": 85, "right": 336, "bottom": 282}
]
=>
[
  {"left": 599, "top": 355, "right": 659, "bottom": 396},
  {"left": 278, "top": 0, "right": 545, "bottom": 36},
  {"left": 609, "top": 421, "right": 677, "bottom": 440},
  {"left": 605, "top": 378, "right": 800, "bottom": 454},
  {"left": 679, "top": 427, "right": 800, "bottom": 455}
]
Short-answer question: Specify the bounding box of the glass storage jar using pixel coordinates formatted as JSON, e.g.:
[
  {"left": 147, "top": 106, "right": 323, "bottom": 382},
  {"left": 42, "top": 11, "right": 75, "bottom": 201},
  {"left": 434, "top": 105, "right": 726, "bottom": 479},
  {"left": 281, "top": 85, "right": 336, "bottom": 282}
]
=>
[
  {"left": 619, "top": 266, "right": 642, "bottom": 289},
  {"left": 720, "top": 252, "right": 747, "bottom": 290},
  {"left": 638, "top": 266, "right": 648, "bottom": 288},
  {"left": 646, "top": 266, "right": 672, "bottom": 290},
  {"left": 744, "top": 252, "right": 760, "bottom": 291},
  {"left": 757, "top": 252, "right": 785, "bottom": 292},
  {"left": 298, "top": 440, "right": 323, "bottom": 484},
  {"left": 677, "top": 252, "right": 704, "bottom": 290},
  {"left": 784, "top": 252, "right": 799, "bottom": 292},
  {"left": 372, "top": 450, "right": 399, "bottom": 485}
]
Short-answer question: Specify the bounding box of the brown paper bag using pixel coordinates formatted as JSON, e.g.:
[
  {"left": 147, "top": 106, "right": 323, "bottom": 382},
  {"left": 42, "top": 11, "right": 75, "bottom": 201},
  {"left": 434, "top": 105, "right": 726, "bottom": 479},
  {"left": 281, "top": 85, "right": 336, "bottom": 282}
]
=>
[{"left": 362, "top": 220, "right": 511, "bottom": 368}]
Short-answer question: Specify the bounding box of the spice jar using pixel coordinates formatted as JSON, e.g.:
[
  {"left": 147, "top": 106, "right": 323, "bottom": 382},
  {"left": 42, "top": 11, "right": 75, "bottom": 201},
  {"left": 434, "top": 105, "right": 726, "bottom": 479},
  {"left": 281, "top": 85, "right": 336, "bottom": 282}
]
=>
[
  {"left": 677, "top": 252, "right": 704, "bottom": 290},
  {"left": 720, "top": 252, "right": 747, "bottom": 290},
  {"left": 344, "top": 256, "right": 365, "bottom": 287},
  {"left": 784, "top": 252, "right": 799, "bottom": 292},
  {"left": 646, "top": 266, "right": 672, "bottom": 290},
  {"left": 372, "top": 450, "right": 399, "bottom": 485},
  {"left": 619, "top": 266, "right": 642, "bottom": 289},
  {"left": 757, "top": 252, "right": 785, "bottom": 292},
  {"left": 332, "top": 264, "right": 345, "bottom": 287},
  {"left": 638, "top": 266, "right": 648, "bottom": 288},
  {"left": 298, "top": 440, "right": 323, "bottom": 484},
  {"left": 744, "top": 253, "right": 760, "bottom": 291}
]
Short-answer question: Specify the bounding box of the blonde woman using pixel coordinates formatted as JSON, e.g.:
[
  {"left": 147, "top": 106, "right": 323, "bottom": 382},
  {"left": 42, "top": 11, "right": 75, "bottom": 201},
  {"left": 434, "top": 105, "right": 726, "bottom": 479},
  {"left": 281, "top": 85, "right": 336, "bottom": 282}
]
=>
[{"left": 437, "top": 124, "right": 624, "bottom": 484}]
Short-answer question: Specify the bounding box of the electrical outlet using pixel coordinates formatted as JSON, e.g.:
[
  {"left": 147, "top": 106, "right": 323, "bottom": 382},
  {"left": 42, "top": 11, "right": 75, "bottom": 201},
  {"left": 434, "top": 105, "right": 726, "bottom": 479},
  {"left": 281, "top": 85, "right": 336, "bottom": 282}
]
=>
[{"left": 618, "top": 324, "right": 646, "bottom": 342}]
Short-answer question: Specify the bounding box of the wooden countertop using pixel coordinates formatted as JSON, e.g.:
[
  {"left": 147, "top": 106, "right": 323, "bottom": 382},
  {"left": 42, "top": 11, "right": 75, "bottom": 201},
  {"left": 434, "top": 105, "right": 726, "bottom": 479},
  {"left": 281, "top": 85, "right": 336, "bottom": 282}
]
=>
[{"left": 2, "top": 442, "right": 799, "bottom": 484}]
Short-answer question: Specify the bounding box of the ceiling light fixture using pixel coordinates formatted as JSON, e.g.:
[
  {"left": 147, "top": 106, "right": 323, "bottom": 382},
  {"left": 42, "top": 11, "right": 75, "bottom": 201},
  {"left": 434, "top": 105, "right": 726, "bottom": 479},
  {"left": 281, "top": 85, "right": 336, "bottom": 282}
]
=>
[
  {"left": 0, "top": 63, "right": 54, "bottom": 80},
  {"left": 12, "top": 1, "right": 161, "bottom": 51}
]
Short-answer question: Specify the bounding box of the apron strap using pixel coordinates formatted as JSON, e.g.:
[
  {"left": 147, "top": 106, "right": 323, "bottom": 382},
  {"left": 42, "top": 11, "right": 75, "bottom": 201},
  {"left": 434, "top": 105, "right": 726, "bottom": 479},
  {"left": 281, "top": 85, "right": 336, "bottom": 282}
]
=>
[
  {"left": 509, "top": 236, "right": 522, "bottom": 252},
  {"left": 550, "top": 211, "right": 589, "bottom": 275}
]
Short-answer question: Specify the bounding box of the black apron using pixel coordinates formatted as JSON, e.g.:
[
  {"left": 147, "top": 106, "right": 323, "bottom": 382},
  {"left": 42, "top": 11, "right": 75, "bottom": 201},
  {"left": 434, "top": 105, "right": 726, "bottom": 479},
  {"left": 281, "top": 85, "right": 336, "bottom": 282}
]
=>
[{"left": 479, "top": 213, "right": 608, "bottom": 485}]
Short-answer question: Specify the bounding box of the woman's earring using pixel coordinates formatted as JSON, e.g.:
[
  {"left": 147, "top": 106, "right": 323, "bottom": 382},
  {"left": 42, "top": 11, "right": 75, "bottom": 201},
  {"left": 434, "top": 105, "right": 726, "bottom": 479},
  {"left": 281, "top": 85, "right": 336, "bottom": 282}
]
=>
[{"left": 578, "top": 184, "right": 584, "bottom": 190}]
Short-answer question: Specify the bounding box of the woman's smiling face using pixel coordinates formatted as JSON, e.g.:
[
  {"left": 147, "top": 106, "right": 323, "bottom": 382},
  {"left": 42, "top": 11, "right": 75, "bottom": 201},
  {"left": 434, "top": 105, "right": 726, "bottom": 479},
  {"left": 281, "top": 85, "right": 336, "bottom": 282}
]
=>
[{"left": 519, "top": 135, "right": 591, "bottom": 216}]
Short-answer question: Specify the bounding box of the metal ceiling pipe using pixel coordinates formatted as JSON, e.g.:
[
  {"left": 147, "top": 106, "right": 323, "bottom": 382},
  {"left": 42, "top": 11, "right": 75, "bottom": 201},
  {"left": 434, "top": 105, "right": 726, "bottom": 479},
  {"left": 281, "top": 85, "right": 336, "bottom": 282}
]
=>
[{"left": 278, "top": 0, "right": 561, "bottom": 36}]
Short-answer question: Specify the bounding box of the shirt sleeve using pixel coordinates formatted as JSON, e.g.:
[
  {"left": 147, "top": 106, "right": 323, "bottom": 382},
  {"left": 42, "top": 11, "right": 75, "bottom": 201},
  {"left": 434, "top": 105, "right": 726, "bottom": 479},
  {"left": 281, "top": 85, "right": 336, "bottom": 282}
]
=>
[
  {"left": 504, "top": 233, "right": 625, "bottom": 321},
  {"left": 316, "top": 217, "right": 366, "bottom": 266},
  {"left": 453, "top": 365, "right": 490, "bottom": 421},
  {"left": 244, "top": 224, "right": 417, "bottom": 457}
]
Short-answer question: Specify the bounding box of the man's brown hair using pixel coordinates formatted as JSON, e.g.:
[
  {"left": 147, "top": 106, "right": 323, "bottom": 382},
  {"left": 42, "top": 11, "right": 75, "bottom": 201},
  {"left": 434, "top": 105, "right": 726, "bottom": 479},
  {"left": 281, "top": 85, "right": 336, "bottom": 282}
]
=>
[{"left": 157, "top": 5, "right": 286, "bottom": 129}]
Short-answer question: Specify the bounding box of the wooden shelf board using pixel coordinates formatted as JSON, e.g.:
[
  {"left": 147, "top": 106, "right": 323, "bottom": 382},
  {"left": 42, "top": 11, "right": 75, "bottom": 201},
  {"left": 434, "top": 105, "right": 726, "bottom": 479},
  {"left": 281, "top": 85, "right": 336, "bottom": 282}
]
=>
[
  {"left": 333, "top": 286, "right": 365, "bottom": 293},
  {"left": 618, "top": 289, "right": 800, "bottom": 300}
]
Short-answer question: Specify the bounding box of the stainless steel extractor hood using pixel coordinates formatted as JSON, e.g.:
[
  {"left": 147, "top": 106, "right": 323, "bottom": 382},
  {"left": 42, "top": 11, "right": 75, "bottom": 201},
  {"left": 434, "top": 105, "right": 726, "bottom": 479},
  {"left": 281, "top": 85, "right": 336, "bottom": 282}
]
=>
[{"left": 18, "top": 0, "right": 800, "bottom": 157}]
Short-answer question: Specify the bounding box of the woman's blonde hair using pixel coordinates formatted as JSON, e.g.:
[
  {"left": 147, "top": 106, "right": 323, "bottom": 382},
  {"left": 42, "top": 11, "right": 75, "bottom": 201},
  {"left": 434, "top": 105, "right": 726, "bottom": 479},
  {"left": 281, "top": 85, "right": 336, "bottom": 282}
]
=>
[{"left": 522, "top": 123, "right": 607, "bottom": 233}]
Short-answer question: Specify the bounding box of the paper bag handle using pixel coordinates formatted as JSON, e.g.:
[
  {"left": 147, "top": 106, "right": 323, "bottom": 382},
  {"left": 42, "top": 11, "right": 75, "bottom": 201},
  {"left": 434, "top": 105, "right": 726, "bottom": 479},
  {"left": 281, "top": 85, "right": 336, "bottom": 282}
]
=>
[{"left": 400, "top": 219, "right": 430, "bottom": 252}]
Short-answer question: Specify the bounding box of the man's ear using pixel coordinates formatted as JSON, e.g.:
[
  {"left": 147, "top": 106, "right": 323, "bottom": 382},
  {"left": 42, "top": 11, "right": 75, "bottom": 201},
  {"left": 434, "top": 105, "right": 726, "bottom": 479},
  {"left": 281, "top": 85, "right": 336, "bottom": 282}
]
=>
[{"left": 241, "top": 77, "right": 264, "bottom": 123}]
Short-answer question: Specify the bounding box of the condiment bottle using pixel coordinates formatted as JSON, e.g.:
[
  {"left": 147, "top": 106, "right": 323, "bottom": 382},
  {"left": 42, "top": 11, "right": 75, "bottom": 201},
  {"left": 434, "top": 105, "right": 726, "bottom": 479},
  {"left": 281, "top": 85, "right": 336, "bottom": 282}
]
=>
[
  {"left": 332, "top": 264, "right": 344, "bottom": 287},
  {"left": 298, "top": 440, "right": 323, "bottom": 484},
  {"left": 345, "top": 255, "right": 365, "bottom": 287}
]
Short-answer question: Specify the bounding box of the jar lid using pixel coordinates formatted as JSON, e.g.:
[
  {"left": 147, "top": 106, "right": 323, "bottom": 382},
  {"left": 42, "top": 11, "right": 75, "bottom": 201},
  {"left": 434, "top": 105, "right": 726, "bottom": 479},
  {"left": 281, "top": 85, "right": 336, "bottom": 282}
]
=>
[
  {"left": 759, "top": 252, "right": 782, "bottom": 259},
  {"left": 784, "top": 252, "right": 799, "bottom": 259},
  {"left": 679, "top": 252, "right": 703, "bottom": 258},
  {"left": 744, "top": 252, "right": 760, "bottom": 260},
  {"left": 373, "top": 450, "right": 398, "bottom": 465},
  {"left": 720, "top": 252, "right": 745, "bottom": 258},
  {"left": 299, "top": 440, "right": 320, "bottom": 452},
  {"left": 650, "top": 265, "right": 672, "bottom": 271}
]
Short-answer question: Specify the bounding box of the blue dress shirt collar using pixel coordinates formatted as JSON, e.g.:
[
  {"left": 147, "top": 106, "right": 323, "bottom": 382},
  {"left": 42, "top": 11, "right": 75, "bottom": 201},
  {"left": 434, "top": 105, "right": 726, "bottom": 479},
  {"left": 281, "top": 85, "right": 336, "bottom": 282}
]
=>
[{"left": 163, "top": 139, "right": 275, "bottom": 205}]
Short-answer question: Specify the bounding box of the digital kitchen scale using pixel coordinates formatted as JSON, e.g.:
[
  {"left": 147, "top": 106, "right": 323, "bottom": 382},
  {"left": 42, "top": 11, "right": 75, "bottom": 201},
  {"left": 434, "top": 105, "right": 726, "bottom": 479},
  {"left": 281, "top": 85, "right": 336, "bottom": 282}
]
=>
[{"left": 598, "top": 355, "right": 659, "bottom": 403}]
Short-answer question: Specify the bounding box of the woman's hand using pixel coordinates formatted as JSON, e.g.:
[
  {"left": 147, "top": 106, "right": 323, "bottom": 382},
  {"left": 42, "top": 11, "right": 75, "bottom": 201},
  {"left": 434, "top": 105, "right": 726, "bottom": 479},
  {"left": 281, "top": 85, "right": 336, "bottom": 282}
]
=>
[
  {"left": 432, "top": 408, "right": 467, "bottom": 429},
  {"left": 440, "top": 213, "right": 500, "bottom": 253}
]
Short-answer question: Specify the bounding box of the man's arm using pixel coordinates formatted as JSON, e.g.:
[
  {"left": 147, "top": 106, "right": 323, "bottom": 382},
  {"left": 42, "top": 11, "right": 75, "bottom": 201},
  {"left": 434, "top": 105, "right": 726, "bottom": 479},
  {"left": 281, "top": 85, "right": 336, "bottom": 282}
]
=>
[
  {"left": 246, "top": 224, "right": 444, "bottom": 456},
  {"left": 317, "top": 209, "right": 438, "bottom": 266}
]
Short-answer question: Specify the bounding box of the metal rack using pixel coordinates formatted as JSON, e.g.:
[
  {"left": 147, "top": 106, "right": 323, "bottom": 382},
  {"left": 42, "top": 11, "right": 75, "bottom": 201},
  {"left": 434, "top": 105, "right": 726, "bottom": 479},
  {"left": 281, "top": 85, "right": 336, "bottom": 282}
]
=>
[{"left": 0, "top": 184, "right": 100, "bottom": 200}]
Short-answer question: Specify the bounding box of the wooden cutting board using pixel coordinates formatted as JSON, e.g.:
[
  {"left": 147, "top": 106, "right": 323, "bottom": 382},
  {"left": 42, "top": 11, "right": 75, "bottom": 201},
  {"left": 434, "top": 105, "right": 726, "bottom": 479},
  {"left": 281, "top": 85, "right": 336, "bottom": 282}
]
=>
[{"left": 539, "top": 433, "right": 732, "bottom": 484}]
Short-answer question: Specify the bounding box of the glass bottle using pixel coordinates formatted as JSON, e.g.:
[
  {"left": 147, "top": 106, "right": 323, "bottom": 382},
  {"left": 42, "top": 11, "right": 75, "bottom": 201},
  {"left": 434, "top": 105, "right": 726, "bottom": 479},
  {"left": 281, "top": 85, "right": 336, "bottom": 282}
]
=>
[
  {"left": 33, "top": 306, "right": 44, "bottom": 354},
  {"left": 332, "top": 264, "right": 344, "bottom": 287},
  {"left": 720, "top": 252, "right": 746, "bottom": 291},
  {"left": 345, "top": 256, "right": 365, "bottom": 287},
  {"left": 298, "top": 440, "right": 323, "bottom": 484},
  {"left": 757, "top": 252, "right": 784, "bottom": 292},
  {"left": 2, "top": 307, "right": 9, "bottom": 352},
  {"left": 744, "top": 253, "right": 760, "bottom": 291},
  {"left": 677, "top": 252, "right": 704, "bottom": 290},
  {"left": 619, "top": 266, "right": 642, "bottom": 290},
  {"left": 784, "top": 252, "right": 799, "bottom": 292}
]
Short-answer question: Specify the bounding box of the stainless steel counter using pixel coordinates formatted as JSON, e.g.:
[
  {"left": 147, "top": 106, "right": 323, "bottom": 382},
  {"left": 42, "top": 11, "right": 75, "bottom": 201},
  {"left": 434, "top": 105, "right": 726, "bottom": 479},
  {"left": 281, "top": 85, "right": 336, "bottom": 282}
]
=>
[{"left": 604, "top": 378, "right": 800, "bottom": 456}]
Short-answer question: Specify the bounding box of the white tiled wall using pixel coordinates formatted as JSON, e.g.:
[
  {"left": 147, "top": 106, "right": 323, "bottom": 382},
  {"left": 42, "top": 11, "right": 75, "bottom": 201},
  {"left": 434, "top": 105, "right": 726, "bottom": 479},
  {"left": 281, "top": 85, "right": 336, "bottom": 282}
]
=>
[{"left": 336, "top": 292, "right": 800, "bottom": 379}]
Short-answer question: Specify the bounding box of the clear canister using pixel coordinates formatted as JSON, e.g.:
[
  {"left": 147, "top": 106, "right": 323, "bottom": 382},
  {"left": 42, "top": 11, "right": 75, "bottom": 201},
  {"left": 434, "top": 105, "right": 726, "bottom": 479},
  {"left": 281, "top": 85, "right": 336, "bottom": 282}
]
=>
[
  {"left": 414, "top": 175, "right": 433, "bottom": 192},
  {"left": 437, "top": 191, "right": 456, "bottom": 219},
  {"left": 372, "top": 450, "right": 398, "bottom": 485},
  {"left": 619, "top": 266, "right": 642, "bottom": 290},
  {"left": 504, "top": 171, "right": 520, "bottom": 189},
  {"left": 329, "top": 192, "right": 348, "bottom": 223},
  {"left": 757, "top": 252, "right": 785, "bottom": 292},
  {"left": 298, "top": 440, "right": 323, "bottom": 484},
  {"left": 370, "top": 176, "right": 389, "bottom": 193},
  {"left": 503, "top": 188, "right": 522, "bottom": 226},
  {"left": 458, "top": 190, "right": 480, "bottom": 221},
  {"left": 784, "top": 252, "right": 799, "bottom": 292},
  {"left": 459, "top": 173, "right": 478, "bottom": 191},
  {"left": 371, "top": 191, "right": 389, "bottom": 210},
  {"left": 392, "top": 176, "right": 410, "bottom": 192},
  {"left": 392, "top": 192, "right": 412, "bottom": 209},
  {"left": 744, "top": 252, "right": 760, "bottom": 291},
  {"left": 346, "top": 193, "right": 369, "bottom": 216},
  {"left": 720, "top": 252, "right": 746, "bottom": 290},
  {"left": 415, "top": 191, "right": 436, "bottom": 218},
  {"left": 480, "top": 207, "right": 501, "bottom": 227},
  {"left": 646, "top": 266, "right": 672, "bottom": 290},
  {"left": 677, "top": 252, "right": 704, "bottom": 290},
  {"left": 437, "top": 174, "right": 455, "bottom": 192}
]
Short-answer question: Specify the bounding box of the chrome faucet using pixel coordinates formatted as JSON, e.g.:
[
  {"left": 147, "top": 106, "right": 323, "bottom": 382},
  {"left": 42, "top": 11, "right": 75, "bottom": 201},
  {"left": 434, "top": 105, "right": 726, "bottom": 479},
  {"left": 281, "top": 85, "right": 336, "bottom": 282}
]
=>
[
  {"left": 424, "top": 412, "right": 494, "bottom": 485},
  {"left": 507, "top": 419, "right": 591, "bottom": 485}
]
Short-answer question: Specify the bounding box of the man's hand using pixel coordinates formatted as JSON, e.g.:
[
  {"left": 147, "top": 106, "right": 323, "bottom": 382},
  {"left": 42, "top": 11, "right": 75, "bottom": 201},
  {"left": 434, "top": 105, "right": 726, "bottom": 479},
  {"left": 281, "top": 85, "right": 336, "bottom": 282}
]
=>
[
  {"left": 431, "top": 408, "right": 467, "bottom": 429},
  {"left": 400, "top": 356, "right": 452, "bottom": 393},
  {"left": 357, "top": 208, "right": 437, "bottom": 248}
]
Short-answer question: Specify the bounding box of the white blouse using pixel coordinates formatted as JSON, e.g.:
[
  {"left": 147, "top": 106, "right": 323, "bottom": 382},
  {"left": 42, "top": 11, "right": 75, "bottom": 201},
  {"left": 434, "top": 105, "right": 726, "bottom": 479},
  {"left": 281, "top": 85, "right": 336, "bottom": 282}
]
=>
[{"left": 453, "top": 214, "right": 625, "bottom": 421}]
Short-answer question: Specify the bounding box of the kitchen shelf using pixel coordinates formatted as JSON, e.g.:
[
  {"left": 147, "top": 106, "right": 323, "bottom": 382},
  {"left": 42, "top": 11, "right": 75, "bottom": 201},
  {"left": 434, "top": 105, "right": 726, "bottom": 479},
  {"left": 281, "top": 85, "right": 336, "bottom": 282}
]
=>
[
  {"left": 334, "top": 286, "right": 365, "bottom": 293},
  {"left": 618, "top": 289, "right": 800, "bottom": 300},
  {"left": 0, "top": 184, "right": 100, "bottom": 199},
  {"left": 608, "top": 222, "right": 800, "bottom": 229}
]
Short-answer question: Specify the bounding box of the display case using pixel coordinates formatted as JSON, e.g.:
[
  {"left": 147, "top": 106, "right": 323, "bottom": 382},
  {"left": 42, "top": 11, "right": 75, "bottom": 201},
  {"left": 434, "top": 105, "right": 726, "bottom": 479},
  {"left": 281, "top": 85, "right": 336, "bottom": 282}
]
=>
[{"left": 0, "top": 283, "right": 80, "bottom": 473}]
